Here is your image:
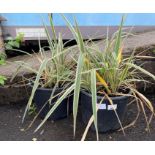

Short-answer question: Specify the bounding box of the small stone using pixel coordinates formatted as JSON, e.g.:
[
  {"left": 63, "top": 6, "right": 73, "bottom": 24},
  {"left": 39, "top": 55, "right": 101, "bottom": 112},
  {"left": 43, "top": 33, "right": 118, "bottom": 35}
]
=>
[
  {"left": 40, "top": 129, "right": 44, "bottom": 135},
  {"left": 51, "top": 120, "right": 55, "bottom": 123},
  {"left": 109, "top": 136, "right": 112, "bottom": 139},
  {"left": 32, "top": 138, "right": 37, "bottom": 141},
  {"left": 20, "top": 128, "right": 25, "bottom": 132},
  {"left": 145, "top": 128, "right": 149, "bottom": 132}
]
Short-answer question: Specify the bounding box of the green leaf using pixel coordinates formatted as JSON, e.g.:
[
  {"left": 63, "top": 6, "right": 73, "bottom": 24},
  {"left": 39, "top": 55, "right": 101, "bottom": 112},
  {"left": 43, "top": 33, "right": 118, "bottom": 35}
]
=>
[
  {"left": 61, "top": 14, "right": 78, "bottom": 40},
  {"left": 74, "top": 18, "right": 85, "bottom": 54},
  {"left": 0, "top": 75, "right": 7, "bottom": 86},
  {"left": 41, "top": 16, "right": 54, "bottom": 52},
  {"left": 0, "top": 80, "right": 4, "bottom": 85},
  {"left": 73, "top": 53, "right": 84, "bottom": 136},
  {"left": 16, "top": 33, "right": 24, "bottom": 43},
  {"left": 13, "top": 41, "right": 20, "bottom": 48},
  {"left": 128, "top": 63, "right": 155, "bottom": 80},
  {"left": 0, "top": 59, "right": 5, "bottom": 65},
  {"left": 114, "top": 16, "right": 125, "bottom": 56},
  {"left": 8, "top": 40, "right": 16, "bottom": 47},
  {"left": 91, "top": 69, "right": 99, "bottom": 140},
  {"left": 22, "top": 58, "right": 49, "bottom": 123},
  {"left": 5, "top": 44, "right": 13, "bottom": 50},
  {"left": 49, "top": 14, "right": 57, "bottom": 43}
]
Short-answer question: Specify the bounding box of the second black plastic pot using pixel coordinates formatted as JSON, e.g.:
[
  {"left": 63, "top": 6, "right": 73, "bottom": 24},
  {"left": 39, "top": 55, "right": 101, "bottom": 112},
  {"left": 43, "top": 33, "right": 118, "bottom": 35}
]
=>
[
  {"left": 33, "top": 86, "right": 73, "bottom": 121},
  {"left": 80, "top": 91, "right": 131, "bottom": 132}
]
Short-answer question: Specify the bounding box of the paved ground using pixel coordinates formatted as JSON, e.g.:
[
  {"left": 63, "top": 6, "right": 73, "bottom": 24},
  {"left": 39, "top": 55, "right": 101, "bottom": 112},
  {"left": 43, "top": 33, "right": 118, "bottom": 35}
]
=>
[
  {"left": 0, "top": 94, "right": 155, "bottom": 141},
  {"left": 1, "top": 30, "right": 155, "bottom": 141},
  {"left": 1, "top": 30, "right": 155, "bottom": 77}
]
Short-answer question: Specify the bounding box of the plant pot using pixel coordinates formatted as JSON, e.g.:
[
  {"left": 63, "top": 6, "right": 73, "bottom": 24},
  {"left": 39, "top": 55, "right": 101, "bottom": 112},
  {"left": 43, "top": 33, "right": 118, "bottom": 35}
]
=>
[
  {"left": 32, "top": 86, "right": 73, "bottom": 121},
  {"left": 80, "top": 91, "right": 130, "bottom": 133},
  {"left": 0, "top": 81, "right": 31, "bottom": 105}
]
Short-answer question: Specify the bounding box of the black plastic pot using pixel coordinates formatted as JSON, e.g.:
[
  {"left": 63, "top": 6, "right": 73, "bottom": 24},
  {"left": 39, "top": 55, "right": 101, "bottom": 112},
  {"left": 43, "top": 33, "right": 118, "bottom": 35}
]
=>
[
  {"left": 33, "top": 86, "right": 73, "bottom": 121},
  {"left": 0, "top": 83, "right": 31, "bottom": 105},
  {"left": 80, "top": 91, "right": 131, "bottom": 133}
]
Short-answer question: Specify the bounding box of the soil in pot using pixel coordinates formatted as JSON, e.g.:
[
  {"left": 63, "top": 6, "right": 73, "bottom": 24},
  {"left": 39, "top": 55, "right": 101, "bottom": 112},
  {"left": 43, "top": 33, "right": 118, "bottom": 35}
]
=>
[
  {"left": 80, "top": 90, "right": 131, "bottom": 133},
  {"left": 33, "top": 86, "right": 73, "bottom": 121}
]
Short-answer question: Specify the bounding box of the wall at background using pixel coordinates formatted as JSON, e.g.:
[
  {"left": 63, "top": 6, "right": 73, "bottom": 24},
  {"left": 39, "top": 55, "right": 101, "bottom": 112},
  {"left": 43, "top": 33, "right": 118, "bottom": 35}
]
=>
[{"left": 1, "top": 13, "right": 155, "bottom": 26}]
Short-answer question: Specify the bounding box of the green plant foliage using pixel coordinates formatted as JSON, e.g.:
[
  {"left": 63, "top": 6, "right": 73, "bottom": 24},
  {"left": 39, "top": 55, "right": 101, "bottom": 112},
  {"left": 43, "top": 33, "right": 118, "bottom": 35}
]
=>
[
  {"left": 0, "top": 75, "right": 7, "bottom": 85},
  {"left": 28, "top": 103, "right": 37, "bottom": 116},
  {"left": 0, "top": 58, "right": 5, "bottom": 65},
  {"left": 0, "top": 54, "right": 7, "bottom": 86},
  {"left": 63, "top": 16, "right": 155, "bottom": 140},
  {"left": 90, "top": 69, "right": 98, "bottom": 140},
  {"left": 15, "top": 16, "right": 76, "bottom": 123},
  {"left": 5, "top": 33, "right": 24, "bottom": 50},
  {"left": 13, "top": 15, "right": 155, "bottom": 141}
]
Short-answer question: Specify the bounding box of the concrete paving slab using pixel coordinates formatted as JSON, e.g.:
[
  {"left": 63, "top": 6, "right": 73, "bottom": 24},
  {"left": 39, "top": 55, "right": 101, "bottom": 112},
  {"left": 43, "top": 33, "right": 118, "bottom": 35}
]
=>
[{"left": 1, "top": 30, "right": 155, "bottom": 77}]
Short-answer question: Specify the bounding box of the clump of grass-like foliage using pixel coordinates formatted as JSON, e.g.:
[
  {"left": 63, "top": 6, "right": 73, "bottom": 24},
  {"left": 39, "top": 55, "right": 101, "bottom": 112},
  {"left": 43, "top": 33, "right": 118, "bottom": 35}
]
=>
[
  {"left": 16, "top": 15, "right": 155, "bottom": 141},
  {"left": 61, "top": 15, "right": 155, "bottom": 140}
]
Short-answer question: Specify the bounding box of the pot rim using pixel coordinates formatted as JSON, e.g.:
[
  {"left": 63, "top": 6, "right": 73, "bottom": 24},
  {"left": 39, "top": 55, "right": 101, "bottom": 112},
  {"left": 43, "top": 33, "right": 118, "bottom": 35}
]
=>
[
  {"left": 81, "top": 90, "right": 131, "bottom": 100},
  {"left": 0, "top": 82, "right": 30, "bottom": 88},
  {"left": 28, "top": 82, "right": 67, "bottom": 92}
]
